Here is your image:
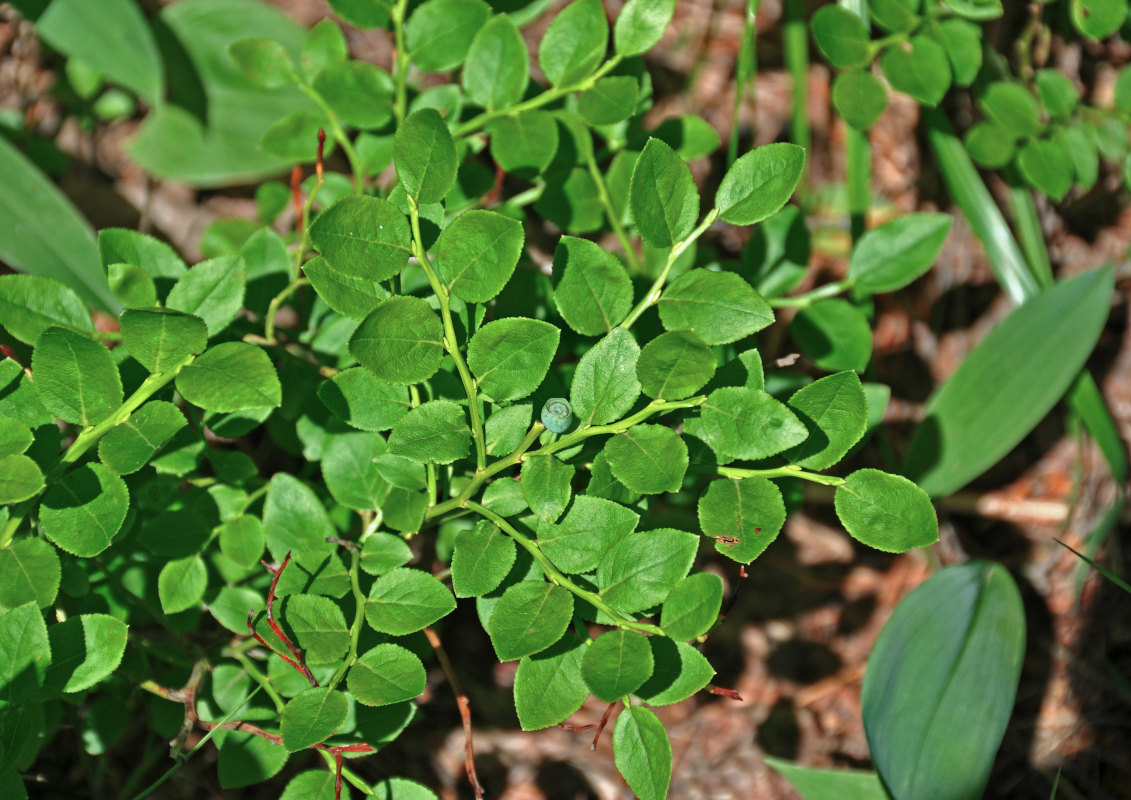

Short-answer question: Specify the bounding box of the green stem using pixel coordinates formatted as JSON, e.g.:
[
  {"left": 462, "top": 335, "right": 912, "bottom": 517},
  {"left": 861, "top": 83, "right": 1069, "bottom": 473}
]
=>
[
  {"left": 296, "top": 83, "right": 363, "bottom": 193},
  {"left": 391, "top": 0, "right": 411, "bottom": 124},
  {"left": 841, "top": 0, "right": 872, "bottom": 248},
  {"left": 783, "top": 0, "right": 809, "bottom": 203},
  {"left": 406, "top": 197, "right": 487, "bottom": 470},
  {"left": 466, "top": 502, "right": 666, "bottom": 636},
  {"left": 618, "top": 208, "right": 719, "bottom": 329},
  {"left": 768, "top": 277, "right": 853, "bottom": 309},
  {"left": 716, "top": 464, "right": 846, "bottom": 487},
  {"left": 453, "top": 56, "right": 623, "bottom": 139},
  {"left": 584, "top": 146, "right": 641, "bottom": 272},
  {"left": 1003, "top": 165, "right": 1054, "bottom": 289},
  {"left": 329, "top": 546, "right": 367, "bottom": 689},
  {"left": 426, "top": 422, "right": 545, "bottom": 519},
  {"left": 728, "top": 0, "right": 760, "bottom": 167},
  {"left": 232, "top": 652, "right": 286, "bottom": 713},
  {"left": 409, "top": 385, "right": 438, "bottom": 506},
  {"left": 319, "top": 750, "right": 376, "bottom": 795},
  {"left": 534, "top": 396, "right": 707, "bottom": 456}
]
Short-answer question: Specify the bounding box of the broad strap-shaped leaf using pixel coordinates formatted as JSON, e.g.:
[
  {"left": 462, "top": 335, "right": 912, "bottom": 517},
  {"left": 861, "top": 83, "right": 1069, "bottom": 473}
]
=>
[
  {"left": 552, "top": 235, "right": 633, "bottom": 335},
  {"left": 42, "top": 613, "right": 128, "bottom": 694},
  {"left": 660, "top": 572, "right": 723, "bottom": 640},
  {"left": 657, "top": 270, "right": 773, "bottom": 345},
  {"left": 581, "top": 630, "right": 653, "bottom": 702},
  {"left": 463, "top": 14, "right": 528, "bottom": 110},
  {"left": 636, "top": 330, "right": 716, "bottom": 400},
  {"left": 120, "top": 308, "right": 207, "bottom": 373},
  {"left": 715, "top": 143, "right": 806, "bottom": 225},
  {"left": 514, "top": 633, "right": 589, "bottom": 730},
  {"left": 350, "top": 296, "right": 444, "bottom": 385},
  {"left": 602, "top": 425, "right": 688, "bottom": 495},
  {"left": 0, "top": 274, "right": 92, "bottom": 345},
  {"left": 538, "top": 0, "right": 607, "bottom": 86},
  {"left": 0, "top": 537, "right": 60, "bottom": 611},
  {"left": 387, "top": 401, "right": 470, "bottom": 464},
  {"left": 698, "top": 477, "right": 786, "bottom": 563},
  {"left": 468, "top": 318, "right": 559, "bottom": 401},
  {"left": 613, "top": 704, "right": 672, "bottom": 800},
  {"left": 536, "top": 495, "right": 639, "bottom": 574},
  {"left": 835, "top": 469, "right": 938, "bottom": 552},
  {"left": 176, "top": 342, "right": 281, "bottom": 413},
  {"left": 165, "top": 255, "right": 245, "bottom": 336},
  {"left": 98, "top": 400, "right": 187, "bottom": 475},
  {"left": 281, "top": 687, "right": 349, "bottom": 751},
  {"left": 629, "top": 138, "right": 699, "bottom": 248},
  {"left": 699, "top": 387, "right": 807, "bottom": 461},
  {"left": 521, "top": 454, "right": 575, "bottom": 523},
  {"left": 39, "top": 463, "right": 128, "bottom": 558},
  {"left": 32, "top": 327, "right": 122, "bottom": 426},
  {"left": 348, "top": 643, "right": 427, "bottom": 707},
  {"left": 634, "top": 638, "right": 714, "bottom": 706},
  {"left": 365, "top": 567, "right": 456, "bottom": 635},
  {"left": 862, "top": 561, "right": 1024, "bottom": 800},
  {"left": 848, "top": 213, "right": 952, "bottom": 294},
  {"left": 783, "top": 371, "right": 868, "bottom": 470},
  {"left": 488, "top": 581, "right": 573, "bottom": 661},
  {"left": 570, "top": 328, "right": 641, "bottom": 426},
  {"left": 597, "top": 528, "right": 698, "bottom": 613},
  {"left": 263, "top": 473, "right": 336, "bottom": 559},
  {"left": 766, "top": 759, "right": 891, "bottom": 800},
  {"left": 452, "top": 521, "right": 517, "bottom": 598},
  {"left": 309, "top": 196, "right": 412, "bottom": 282},
  {"left": 394, "top": 108, "right": 458, "bottom": 204}
]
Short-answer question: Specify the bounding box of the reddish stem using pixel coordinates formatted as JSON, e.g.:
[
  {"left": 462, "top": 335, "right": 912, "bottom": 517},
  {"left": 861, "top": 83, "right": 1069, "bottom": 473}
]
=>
[
  {"left": 590, "top": 702, "right": 617, "bottom": 751},
  {"left": 290, "top": 165, "right": 303, "bottom": 230},
  {"left": 260, "top": 552, "right": 318, "bottom": 687},
  {"left": 707, "top": 685, "right": 744, "bottom": 701},
  {"left": 316, "top": 128, "right": 326, "bottom": 181}
]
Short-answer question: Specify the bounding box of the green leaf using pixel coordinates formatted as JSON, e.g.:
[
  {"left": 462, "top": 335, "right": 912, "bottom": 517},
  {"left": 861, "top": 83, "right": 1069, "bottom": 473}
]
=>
[
  {"left": 715, "top": 143, "right": 805, "bottom": 226},
  {"left": 165, "top": 255, "right": 245, "bottom": 336},
  {"left": 488, "top": 581, "right": 573, "bottom": 661},
  {"left": 387, "top": 401, "right": 470, "bottom": 464},
  {"left": 120, "top": 309, "right": 207, "bottom": 374},
  {"left": 350, "top": 297, "right": 445, "bottom": 385},
  {"left": 0, "top": 456, "right": 44, "bottom": 505},
  {"left": 570, "top": 328, "right": 641, "bottom": 426},
  {"left": 699, "top": 387, "right": 807, "bottom": 461},
  {"left": 219, "top": 516, "right": 266, "bottom": 569},
  {"left": 0, "top": 418, "right": 32, "bottom": 458},
  {"left": 42, "top": 613, "right": 128, "bottom": 694},
  {"left": 1017, "top": 137, "right": 1074, "bottom": 201},
  {"left": 0, "top": 133, "right": 115, "bottom": 311},
  {"left": 551, "top": 236, "right": 634, "bottom": 335},
  {"left": 535, "top": 167, "right": 604, "bottom": 233},
  {"left": 598, "top": 528, "right": 697, "bottom": 613},
  {"left": 537, "top": 495, "right": 639, "bottom": 574},
  {"left": 303, "top": 256, "right": 388, "bottom": 320},
  {"left": 862, "top": 561, "right": 1024, "bottom": 800},
  {"left": 978, "top": 82, "right": 1039, "bottom": 140},
  {"left": 318, "top": 367, "right": 410, "bottom": 432},
  {"left": 582, "top": 630, "right": 653, "bottom": 701},
  {"left": 657, "top": 270, "right": 773, "bottom": 345},
  {"left": 309, "top": 196, "right": 412, "bottom": 283},
  {"left": 280, "top": 770, "right": 341, "bottom": 800},
  {"left": 539, "top": 0, "right": 608, "bottom": 86},
  {"left": 0, "top": 537, "right": 60, "bottom": 611},
  {"left": 832, "top": 70, "right": 889, "bottom": 131},
  {"left": 514, "top": 634, "right": 589, "bottom": 730},
  {"left": 650, "top": 115, "right": 722, "bottom": 161},
  {"left": 463, "top": 14, "right": 528, "bottom": 111},
  {"left": 98, "top": 400, "right": 187, "bottom": 475},
  {"left": 313, "top": 60, "right": 394, "bottom": 130},
  {"left": 217, "top": 730, "right": 289, "bottom": 788},
  {"left": 229, "top": 38, "right": 295, "bottom": 88},
  {"left": 322, "top": 431, "right": 389, "bottom": 511},
  {"left": 405, "top": 0, "right": 490, "bottom": 72},
  {"left": 327, "top": 0, "right": 392, "bottom": 28},
  {"left": 698, "top": 476, "right": 786, "bottom": 563},
  {"left": 281, "top": 687, "right": 349, "bottom": 751},
  {"left": 940, "top": 0, "right": 1003, "bottom": 20},
  {"left": 849, "top": 212, "right": 951, "bottom": 294},
  {"left": 660, "top": 572, "right": 722, "bottom": 640},
  {"left": 360, "top": 532, "right": 413, "bottom": 576},
  {"left": 348, "top": 643, "right": 426, "bottom": 707},
  {"left": 1035, "top": 69, "right": 1078, "bottom": 120},
  {"left": 880, "top": 35, "right": 951, "bottom": 106},
  {"left": 634, "top": 638, "right": 714, "bottom": 705},
  {"left": 938, "top": 18, "right": 983, "bottom": 87},
  {"left": 282, "top": 594, "right": 350, "bottom": 664},
  {"left": 40, "top": 463, "right": 128, "bottom": 557},
  {"left": 452, "top": 521, "right": 517, "bottom": 598},
  {"left": 835, "top": 468, "right": 938, "bottom": 552},
  {"left": 468, "top": 318, "right": 559, "bottom": 402},
  {"left": 302, "top": 19, "right": 348, "bottom": 81},
  {"left": 810, "top": 5, "right": 871, "bottom": 68},
  {"left": 636, "top": 330, "right": 716, "bottom": 400},
  {"left": 578, "top": 76, "right": 640, "bottom": 126},
  {"left": 274, "top": 552, "right": 351, "bottom": 599},
  {"left": 263, "top": 473, "right": 336, "bottom": 559},
  {"left": 176, "top": 342, "right": 282, "bottom": 413},
  {"left": 98, "top": 229, "right": 187, "bottom": 285},
  {"left": 905, "top": 268, "right": 1115, "bottom": 497},
  {"left": 603, "top": 425, "right": 687, "bottom": 495},
  {"left": 486, "top": 404, "right": 533, "bottom": 456},
  {"left": 614, "top": 0, "right": 675, "bottom": 56},
  {"left": 31, "top": 327, "right": 122, "bottom": 426},
  {"left": 488, "top": 112, "right": 560, "bottom": 179},
  {"left": 521, "top": 454, "right": 575, "bottom": 522},
  {"left": 395, "top": 108, "right": 458, "bottom": 204},
  {"left": 962, "top": 121, "right": 1015, "bottom": 169},
  {"left": 437, "top": 210, "right": 525, "bottom": 303},
  {"left": 765, "top": 759, "right": 891, "bottom": 800},
  {"left": 1070, "top": 0, "right": 1127, "bottom": 39},
  {"left": 0, "top": 274, "right": 92, "bottom": 345},
  {"left": 158, "top": 555, "right": 207, "bottom": 614},
  {"left": 871, "top": 0, "right": 920, "bottom": 31},
  {"left": 0, "top": 603, "right": 50, "bottom": 703},
  {"left": 365, "top": 567, "right": 456, "bottom": 635},
  {"left": 790, "top": 298, "right": 873, "bottom": 372},
  {"left": 784, "top": 371, "right": 868, "bottom": 470},
  {"left": 613, "top": 705, "right": 671, "bottom": 800},
  {"left": 630, "top": 138, "right": 699, "bottom": 248}
]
